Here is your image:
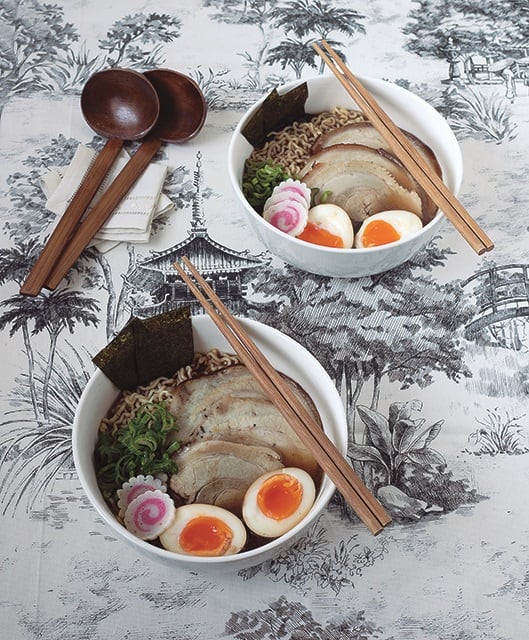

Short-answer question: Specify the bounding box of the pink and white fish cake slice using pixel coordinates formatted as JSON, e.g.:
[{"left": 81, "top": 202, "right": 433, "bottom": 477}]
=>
[
  {"left": 123, "top": 489, "right": 176, "bottom": 540},
  {"left": 117, "top": 474, "right": 166, "bottom": 519}
]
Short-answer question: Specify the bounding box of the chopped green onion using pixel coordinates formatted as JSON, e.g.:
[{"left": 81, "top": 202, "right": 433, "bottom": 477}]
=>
[
  {"left": 95, "top": 401, "right": 180, "bottom": 497},
  {"left": 319, "top": 190, "right": 332, "bottom": 204},
  {"left": 310, "top": 187, "right": 333, "bottom": 207},
  {"left": 242, "top": 160, "right": 290, "bottom": 212}
]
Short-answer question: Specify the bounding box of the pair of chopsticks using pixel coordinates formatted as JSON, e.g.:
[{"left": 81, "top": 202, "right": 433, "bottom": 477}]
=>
[
  {"left": 313, "top": 40, "right": 494, "bottom": 255},
  {"left": 19, "top": 139, "right": 123, "bottom": 297},
  {"left": 174, "top": 256, "right": 391, "bottom": 535},
  {"left": 20, "top": 137, "right": 162, "bottom": 297}
]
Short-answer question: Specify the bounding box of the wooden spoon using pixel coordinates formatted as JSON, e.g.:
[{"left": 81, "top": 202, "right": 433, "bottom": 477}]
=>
[
  {"left": 20, "top": 68, "right": 160, "bottom": 296},
  {"left": 43, "top": 68, "right": 207, "bottom": 291}
]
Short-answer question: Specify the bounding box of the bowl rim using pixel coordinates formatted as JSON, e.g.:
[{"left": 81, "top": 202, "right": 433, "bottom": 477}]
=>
[
  {"left": 228, "top": 73, "right": 463, "bottom": 256},
  {"left": 73, "top": 314, "right": 348, "bottom": 567}
]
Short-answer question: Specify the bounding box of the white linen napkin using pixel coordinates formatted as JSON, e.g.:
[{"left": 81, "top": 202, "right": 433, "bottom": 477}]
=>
[{"left": 40, "top": 144, "right": 172, "bottom": 252}]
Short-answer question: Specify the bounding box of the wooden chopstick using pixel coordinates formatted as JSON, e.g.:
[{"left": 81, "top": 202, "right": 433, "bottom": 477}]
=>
[
  {"left": 174, "top": 256, "right": 391, "bottom": 535},
  {"left": 20, "top": 137, "right": 124, "bottom": 296},
  {"left": 43, "top": 137, "right": 163, "bottom": 291},
  {"left": 313, "top": 40, "right": 494, "bottom": 255}
]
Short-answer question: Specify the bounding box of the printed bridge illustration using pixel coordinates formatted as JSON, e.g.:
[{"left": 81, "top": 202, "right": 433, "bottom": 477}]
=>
[{"left": 463, "top": 264, "right": 529, "bottom": 347}]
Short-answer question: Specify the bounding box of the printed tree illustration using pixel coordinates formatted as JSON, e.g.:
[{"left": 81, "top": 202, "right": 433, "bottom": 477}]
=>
[
  {"left": 225, "top": 595, "right": 382, "bottom": 639},
  {"left": 49, "top": 12, "right": 183, "bottom": 93},
  {"left": 203, "top": 0, "right": 277, "bottom": 89},
  {"left": 265, "top": 37, "right": 320, "bottom": 79},
  {"left": 99, "top": 14, "right": 182, "bottom": 67},
  {"left": 32, "top": 291, "right": 98, "bottom": 420},
  {"left": 364, "top": 260, "right": 475, "bottom": 403},
  {"left": 249, "top": 240, "right": 475, "bottom": 442},
  {"left": 269, "top": 0, "right": 366, "bottom": 75},
  {"left": 404, "top": 0, "right": 529, "bottom": 62},
  {"left": 0, "top": 239, "right": 43, "bottom": 416},
  {"left": 0, "top": 343, "right": 93, "bottom": 514},
  {"left": 0, "top": 3, "right": 182, "bottom": 114},
  {"left": 203, "top": 0, "right": 366, "bottom": 88},
  {"left": 0, "top": 251, "right": 96, "bottom": 510},
  {"left": 0, "top": 290, "right": 99, "bottom": 423},
  {"left": 249, "top": 244, "right": 480, "bottom": 519},
  {"left": 0, "top": 0, "right": 78, "bottom": 117},
  {"left": 0, "top": 289, "right": 98, "bottom": 513}
]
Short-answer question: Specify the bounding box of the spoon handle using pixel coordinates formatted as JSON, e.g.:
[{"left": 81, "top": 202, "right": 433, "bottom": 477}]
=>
[
  {"left": 20, "top": 137, "right": 124, "bottom": 296},
  {"left": 44, "top": 136, "right": 163, "bottom": 290}
]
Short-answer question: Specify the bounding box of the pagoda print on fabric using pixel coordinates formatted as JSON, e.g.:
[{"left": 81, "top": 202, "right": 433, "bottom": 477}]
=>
[{"left": 119, "top": 152, "right": 270, "bottom": 322}]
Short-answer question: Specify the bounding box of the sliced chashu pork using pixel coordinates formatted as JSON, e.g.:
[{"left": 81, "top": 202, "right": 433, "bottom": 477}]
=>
[
  {"left": 311, "top": 121, "right": 442, "bottom": 178},
  {"left": 300, "top": 143, "right": 434, "bottom": 219},
  {"left": 184, "top": 393, "right": 321, "bottom": 476},
  {"left": 166, "top": 365, "right": 270, "bottom": 443},
  {"left": 300, "top": 144, "right": 416, "bottom": 190},
  {"left": 302, "top": 159, "right": 423, "bottom": 224},
  {"left": 310, "top": 123, "right": 442, "bottom": 224},
  {"left": 166, "top": 363, "right": 321, "bottom": 477},
  {"left": 170, "top": 440, "right": 283, "bottom": 515},
  {"left": 167, "top": 366, "right": 320, "bottom": 443},
  {"left": 194, "top": 478, "right": 250, "bottom": 516}
]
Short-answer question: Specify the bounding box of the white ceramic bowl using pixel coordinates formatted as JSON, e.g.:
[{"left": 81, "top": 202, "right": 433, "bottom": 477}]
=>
[
  {"left": 73, "top": 315, "right": 348, "bottom": 573},
  {"left": 228, "top": 74, "right": 463, "bottom": 278}
]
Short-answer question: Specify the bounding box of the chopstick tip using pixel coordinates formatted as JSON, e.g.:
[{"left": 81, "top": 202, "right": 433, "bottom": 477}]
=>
[{"left": 479, "top": 241, "right": 495, "bottom": 255}]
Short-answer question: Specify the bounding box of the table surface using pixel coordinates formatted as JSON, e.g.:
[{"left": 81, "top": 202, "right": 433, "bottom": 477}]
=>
[{"left": 1, "top": 2, "right": 528, "bottom": 639}]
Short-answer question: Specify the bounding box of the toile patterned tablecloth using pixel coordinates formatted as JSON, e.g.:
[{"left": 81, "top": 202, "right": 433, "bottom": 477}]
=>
[{"left": 2, "top": 1, "right": 529, "bottom": 639}]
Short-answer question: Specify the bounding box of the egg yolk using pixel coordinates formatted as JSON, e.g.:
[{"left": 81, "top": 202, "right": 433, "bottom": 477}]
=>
[
  {"left": 361, "top": 219, "right": 401, "bottom": 247},
  {"left": 297, "top": 222, "right": 344, "bottom": 248},
  {"left": 257, "top": 473, "right": 303, "bottom": 520},
  {"left": 179, "top": 515, "right": 233, "bottom": 556}
]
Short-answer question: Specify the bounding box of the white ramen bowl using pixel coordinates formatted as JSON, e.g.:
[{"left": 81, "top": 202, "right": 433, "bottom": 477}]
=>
[
  {"left": 228, "top": 74, "right": 463, "bottom": 278},
  {"left": 73, "top": 315, "right": 348, "bottom": 573}
]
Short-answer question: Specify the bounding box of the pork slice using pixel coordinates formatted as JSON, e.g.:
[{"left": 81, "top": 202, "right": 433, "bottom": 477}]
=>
[
  {"left": 166, "top": 365, "right": 269, "bottom": 443},
  {"left": 312, "top": 122, "right": 443, "bottom": 177},
  {"left": 300, "top": 144, "right": 416, "bottom": 192},
  {"left": 194, "top": 395, "right": 321, "bottom": 477},
  {"left": 166, "top": 365, "right": 319, "bottom": 442},
  {"left": 166, "top": 364, "right": 321, "bottom": 484},
  {"left": 195, "top": 478, "right": 248, "bottom": 516},
  {"left": 170, "top": 440, "right": 283, "bottom": 512},
  {"left": 300, "top": 143, "right": 437, "bottom": 223},
  {"left": 303, "top": 161, "right": 423, "bottom": 223}
]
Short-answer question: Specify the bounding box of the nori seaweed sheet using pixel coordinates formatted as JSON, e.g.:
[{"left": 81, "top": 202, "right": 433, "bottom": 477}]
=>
[
  {"left": 92, "top": 322, "right": 138, "bottom": 390},
  {"left": 241, "top": 82, "right": 309, "bottom": 148},
  {"left": 92, "top": 307, "right": 194, "bottom": 389}
]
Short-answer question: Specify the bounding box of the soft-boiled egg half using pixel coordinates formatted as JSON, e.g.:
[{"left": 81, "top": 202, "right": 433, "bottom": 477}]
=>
[
  {"left": 159, "top": 503, "right": 247, "bottom": 557},
  {"left": 297, "top": 203, "right": 354, "bottom": 248},
  {"left": 355, "top": 210, "right": 423, "bottom": 248},
  {"left": 242, "top": 467, "right": 316, "bottom": 538}
]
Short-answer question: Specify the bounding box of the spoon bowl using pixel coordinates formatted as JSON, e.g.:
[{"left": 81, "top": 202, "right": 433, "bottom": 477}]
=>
[
  {"left": 20, "top": 68, "right": 160, "bottom": 296},
  {"left": 81, "top": 68, "right": 161, "bottom": 140},
  {"left": 44, "top": 68, "right": 208, "bottom": 290},
  {"left": 144, "top": 68, "right": 207, "bottom": 143}
]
